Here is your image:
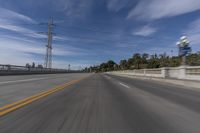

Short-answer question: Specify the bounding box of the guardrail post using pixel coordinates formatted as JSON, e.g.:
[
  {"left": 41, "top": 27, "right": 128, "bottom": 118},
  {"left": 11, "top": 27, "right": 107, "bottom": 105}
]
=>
[
  {"left": 178, "top": 66, "right": 186, "bottom": 79},
  {"left": 144, "top": 69, "right": 146, "bottom": 76},
  {"left": 161, "top": 67, "right": 168, "bottom": 78},
  {"left": 7, "top": 65, "right": 11, "bottom": 71}
]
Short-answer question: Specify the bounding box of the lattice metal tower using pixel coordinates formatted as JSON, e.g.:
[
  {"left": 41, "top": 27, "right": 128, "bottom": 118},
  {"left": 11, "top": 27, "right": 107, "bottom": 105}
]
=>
[{"left": 44, "top": 18, "right": 54, "bottom": 68}]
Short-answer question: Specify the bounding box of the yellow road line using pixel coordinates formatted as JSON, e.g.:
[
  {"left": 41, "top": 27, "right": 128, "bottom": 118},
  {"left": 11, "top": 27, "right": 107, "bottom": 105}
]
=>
[
  {"left": 0, "top": 77, "right": 88, "bottom": 117},
  {"left": 0, "top": 87, "right": 59, "bottom": 111},
  {"left": 0, "top": 80, "right": 77, "bottom": 111}
]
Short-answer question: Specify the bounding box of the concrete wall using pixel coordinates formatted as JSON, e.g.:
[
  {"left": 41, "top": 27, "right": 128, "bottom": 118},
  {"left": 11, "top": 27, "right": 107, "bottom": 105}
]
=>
[{"left": 110, "top": 66, "right": 200, "bottom": 81}]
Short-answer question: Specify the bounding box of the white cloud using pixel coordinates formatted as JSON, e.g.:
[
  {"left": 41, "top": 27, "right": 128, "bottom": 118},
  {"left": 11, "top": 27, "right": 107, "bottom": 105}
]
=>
[
  {"left": 107, "top": 0, "right": 131, "bottom": 12},
  {"left": 52, "top": 60, "right": 91, "bottom": 70},
  {"left": 53, "top": 35, "right": 70, "bottom": 41},
  {"left": 53, "top": 43, "right": 92, "bottom": 56},
  {"left": 0, "top": 38, "right": 45, "bottom": 55},
  {"left": 0, "top": 35, "right": 91, "bottom": 68},
  {"left": 0, "top": 8, "right": 35, "bottom": 23},
  {"left": 53, "top": 48, "right": 80, "bottom": 56},
  {"left": 0, "top": 36, "right": 44, "bottom": 66},
  {"left": 52, "top": 0, "right": 94, "bottom": 18},
  {"left": 133, "top": 25, "right": 157, "bottom": 36},
  {"left": 0, "top": 49, "right": 90, "bottom": 70},
  {"left": 0, "top": 36, "right": 87, "bottom": 56},
  {"left": 0, "top": 23, "right": 47, "bottom": 39},
  {"left": 0, "top": 35, "right": 35, "bottom": 43},
  {"left": 0, "top": 23, "right": 32, "bottom": 33},
  {"left": 0, "top": 8, "right": 65, "bottom": 40},
  {"left": 127, "top": 0, "right": 200, "bottom": 20},
  {"left": 0, "top": 51, "right": 41, "bottom": 66},
  {"left": 184, "top": 18, "right": 200, "bottom": 52},
  {"left": 0, "top": 8, "right": 44, "bottom": 38},
  {"left": 0, "top": 6, "right": 92, "bottom": 68}
]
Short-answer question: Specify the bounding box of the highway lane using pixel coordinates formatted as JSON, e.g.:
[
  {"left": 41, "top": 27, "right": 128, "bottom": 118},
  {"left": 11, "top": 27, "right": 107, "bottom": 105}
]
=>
[
  {"left": 108, "top": 74, "right": 200, "bottom": 113},
  {"left": 0, "top": 73, "right": 91, "bottom": 107},
  {"left": 1, "top": 74, "right": 200, "bottom": 133}
]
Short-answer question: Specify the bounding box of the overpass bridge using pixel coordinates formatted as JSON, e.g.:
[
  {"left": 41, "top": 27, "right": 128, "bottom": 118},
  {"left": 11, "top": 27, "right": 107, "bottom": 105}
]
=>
[{"left": 0, "top": 70, "right": 200, "bottom": 133}]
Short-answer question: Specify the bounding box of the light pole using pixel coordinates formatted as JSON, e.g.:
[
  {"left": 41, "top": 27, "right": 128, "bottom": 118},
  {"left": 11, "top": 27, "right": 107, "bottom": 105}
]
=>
[
  {"left": 171, "top": 50, "right": 173, "bottom": 57},
  {"left": 176, "top": 36, "right": 191, "bottom": 66}
]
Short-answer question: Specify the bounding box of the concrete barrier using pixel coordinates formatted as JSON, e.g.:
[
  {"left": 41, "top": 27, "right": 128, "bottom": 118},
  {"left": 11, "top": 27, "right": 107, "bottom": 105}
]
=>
[{"left": 110, "top": 66, "right": 200, "bottom": 81}]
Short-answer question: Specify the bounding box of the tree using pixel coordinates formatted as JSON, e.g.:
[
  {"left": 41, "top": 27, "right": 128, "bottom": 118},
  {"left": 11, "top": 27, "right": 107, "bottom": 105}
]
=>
[
  {"left": 132, "top": 53, "right": 142, "bottom": 69},
  {"left": 84, "top": 51, "right": 200, "bottom": 72},
  {"left": 119, "top": 60, "right": 128, "bottom": 70},
  {"left": 141, "top": 53, "right": 149, "bottom": 68},
  {"left": 100, "top": 63, "right": 108, "bottom": 72},
  {"left": 187, "top": 53, "right": 200, "bottom": 66},
  {"left": 106, "top": 60, "right": 116, "bottom": 71},
  {"left": 159, "top": 53, "right": 170, "bottom": 67},
  {"left": 147, "top": 54, "right": 160, "bottom": 68}
]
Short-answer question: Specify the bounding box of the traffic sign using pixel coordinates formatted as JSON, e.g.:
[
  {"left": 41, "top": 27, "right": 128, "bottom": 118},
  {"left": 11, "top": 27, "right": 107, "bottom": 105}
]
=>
[{"left": 179, "top": 46, "right": 191, "bottom": 56}]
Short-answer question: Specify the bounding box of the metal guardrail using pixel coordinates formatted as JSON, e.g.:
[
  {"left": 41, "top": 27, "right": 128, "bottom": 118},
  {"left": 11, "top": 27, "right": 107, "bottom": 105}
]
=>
[
  {"left": 0, "top": 64, "right": 78, "bottom": 75},
  {"left": 0, "top": 64, "right": 65, "bottom": 71}
]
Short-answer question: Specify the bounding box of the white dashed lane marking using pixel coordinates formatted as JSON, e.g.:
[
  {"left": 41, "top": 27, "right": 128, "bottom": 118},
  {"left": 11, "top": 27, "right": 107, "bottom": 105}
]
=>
[{"left": 119, "top": 82, "right": 130, "bottom": 89}]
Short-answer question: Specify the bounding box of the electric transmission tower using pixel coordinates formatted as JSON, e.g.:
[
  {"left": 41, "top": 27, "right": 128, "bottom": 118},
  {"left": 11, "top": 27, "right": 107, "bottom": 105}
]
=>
[{"left": 44, "top": 18, "right": 54, "bottom": 68}]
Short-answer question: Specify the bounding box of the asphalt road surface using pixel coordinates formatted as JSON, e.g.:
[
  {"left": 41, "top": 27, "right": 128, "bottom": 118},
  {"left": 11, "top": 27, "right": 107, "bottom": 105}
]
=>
[
  {"left": 1, "top": 73, "right": 200, "bottom": 133},
  {"left": 0, "top": 73, "right": 91, "bottom": 107}
]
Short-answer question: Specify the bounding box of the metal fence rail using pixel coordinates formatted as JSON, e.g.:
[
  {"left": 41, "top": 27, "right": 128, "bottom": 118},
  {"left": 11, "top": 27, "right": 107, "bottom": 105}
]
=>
[{"left": 0, "top": 64, "right": 79, "bottom": 75}]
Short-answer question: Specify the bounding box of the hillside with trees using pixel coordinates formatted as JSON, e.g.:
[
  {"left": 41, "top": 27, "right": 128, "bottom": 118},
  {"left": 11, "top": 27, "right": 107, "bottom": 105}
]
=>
[{"left": 84, "top": 52, "right": 200, "bottom": 72}]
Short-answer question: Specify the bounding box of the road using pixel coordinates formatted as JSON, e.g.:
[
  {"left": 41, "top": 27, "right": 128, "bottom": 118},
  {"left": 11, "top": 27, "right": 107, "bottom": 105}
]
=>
[
  {"left": 0, "top": 73, "right": 91, "bottom": 107},
  {"left": 0, "top": 73, "right": 200, "bottom": 133}
]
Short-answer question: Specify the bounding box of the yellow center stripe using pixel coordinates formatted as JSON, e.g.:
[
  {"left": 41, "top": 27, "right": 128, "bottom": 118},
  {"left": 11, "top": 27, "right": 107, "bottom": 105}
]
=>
[{"left": 0, "top": 76, "right": 89, "bottom": 117}]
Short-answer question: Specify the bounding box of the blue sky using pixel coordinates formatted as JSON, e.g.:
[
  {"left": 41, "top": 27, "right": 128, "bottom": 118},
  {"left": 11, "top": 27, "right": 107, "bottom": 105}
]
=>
[{"left": 0, "top": 0, "right": 200, "bottom": 69}]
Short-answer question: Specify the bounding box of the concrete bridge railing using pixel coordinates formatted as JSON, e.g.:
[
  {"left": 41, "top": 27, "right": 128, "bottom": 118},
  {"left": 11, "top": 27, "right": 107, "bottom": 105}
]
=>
[{"left": 110, "top": 66, "right": 200, "bottom": 81}]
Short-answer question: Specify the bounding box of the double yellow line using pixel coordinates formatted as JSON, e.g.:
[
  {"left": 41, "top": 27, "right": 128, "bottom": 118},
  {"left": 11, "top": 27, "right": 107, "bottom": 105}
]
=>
[{"left": 0, "top": 77, "right": 86, "bottom": 117}]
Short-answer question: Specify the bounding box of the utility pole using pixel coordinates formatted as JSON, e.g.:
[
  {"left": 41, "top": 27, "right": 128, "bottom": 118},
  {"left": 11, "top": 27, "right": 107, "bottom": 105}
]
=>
[{"left": 44, "top": 18, "right": 54, "bottom": 68}]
